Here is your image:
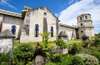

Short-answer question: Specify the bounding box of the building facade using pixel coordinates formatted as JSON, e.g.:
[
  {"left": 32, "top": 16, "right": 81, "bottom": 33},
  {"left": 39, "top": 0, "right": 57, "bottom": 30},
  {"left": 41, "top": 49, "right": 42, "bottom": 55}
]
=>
[
  {"left": 0, "top": 7, "right": 94, "bottom": 43},
  {"left": 77, "top": 13, "right": 94, "bottom": 39},
  {"left": 0, "top": 9, "right": 23, "bottom": 39},
  {"left": 20, "top": 7, "right": 58, "bottom": 42}
]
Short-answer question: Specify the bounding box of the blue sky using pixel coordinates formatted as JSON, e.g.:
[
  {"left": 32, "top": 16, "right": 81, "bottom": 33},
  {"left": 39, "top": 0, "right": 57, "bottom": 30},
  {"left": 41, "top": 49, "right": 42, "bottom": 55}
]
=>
[
  {"left": 0, "top": 0, "right": 79, "bottom": 13},
  {"left": 0, "top": 0, "right": 24, "bottom": 13},
  {"left": 25, "top": 0, "right": 79, "bottom": 14},
  {"left": 0, "top": 0, "right": 100, "bottom": 33},
  {"left": 59, "top": 0, "right": 100, "bottom": 33}
]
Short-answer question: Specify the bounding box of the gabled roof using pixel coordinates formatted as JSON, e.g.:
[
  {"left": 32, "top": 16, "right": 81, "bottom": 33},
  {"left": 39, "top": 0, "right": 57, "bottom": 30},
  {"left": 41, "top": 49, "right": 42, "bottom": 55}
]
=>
[
  {"left": 0, "top": 9, "right": 21, "bottom": 18},
  {"left": 24, "top": 6, "right": 59, "bottom": 21}
]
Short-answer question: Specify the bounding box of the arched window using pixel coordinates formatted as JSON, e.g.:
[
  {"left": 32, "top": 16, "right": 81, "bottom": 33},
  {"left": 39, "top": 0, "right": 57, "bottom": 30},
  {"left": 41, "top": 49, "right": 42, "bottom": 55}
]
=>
[
  {"left": 11, "top": 25, "right": 16, "bottom": 35},
  {"left": 35, "top": 24, "right": 39, "bottom": 37},
  {"left": 51, "top": 26, "right": 54, "bottom": 37}
]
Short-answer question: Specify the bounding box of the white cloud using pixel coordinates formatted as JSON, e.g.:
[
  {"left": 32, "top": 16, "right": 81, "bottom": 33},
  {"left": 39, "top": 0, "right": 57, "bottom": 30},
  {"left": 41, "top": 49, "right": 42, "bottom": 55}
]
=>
[{"left": 59, "top": 0, "right": 100, "bottom": 33}]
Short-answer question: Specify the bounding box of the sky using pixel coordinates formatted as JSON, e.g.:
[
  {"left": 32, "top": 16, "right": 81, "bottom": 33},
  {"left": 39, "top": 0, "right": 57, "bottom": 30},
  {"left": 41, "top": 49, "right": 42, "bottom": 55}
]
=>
[
  {"left": 0, "top": 0, "right": 99, "bottom": 33},
  {"left": 0, "top": 0, "right": 24, "bottom": 13},
  {"left": 59, "top": 0, "right": 100, "bottom": 33}
]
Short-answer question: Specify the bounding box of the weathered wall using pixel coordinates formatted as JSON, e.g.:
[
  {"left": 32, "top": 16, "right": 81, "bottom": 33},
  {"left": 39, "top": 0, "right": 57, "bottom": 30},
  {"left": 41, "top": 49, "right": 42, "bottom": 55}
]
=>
[
  {"left": 59, "top": 24, "right": 76, "bottom": 40},
  {"left": 20, "top": 8, "right": 58, "bottom": 43},
  {"left": 0, "top": 14, "right": 23, "bottom": 38}
]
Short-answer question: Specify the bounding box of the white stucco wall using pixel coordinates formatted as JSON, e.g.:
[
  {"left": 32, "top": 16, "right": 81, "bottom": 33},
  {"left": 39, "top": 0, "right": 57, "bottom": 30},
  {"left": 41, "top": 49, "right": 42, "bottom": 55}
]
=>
[
  {"left": 1, "top": 15, "right": 23, "bottom": 38},
  {"left": 20, "top": 8, "right": 57, "bottom": 43},
  {"left": 85, "top": 28, "right": 94, "bottom": 37},
  {"left": 59, "top": 25, "right": 76, "bottom": 40},
  {"left": 0, "top": 15, "right": 3, "bottom": 23}
]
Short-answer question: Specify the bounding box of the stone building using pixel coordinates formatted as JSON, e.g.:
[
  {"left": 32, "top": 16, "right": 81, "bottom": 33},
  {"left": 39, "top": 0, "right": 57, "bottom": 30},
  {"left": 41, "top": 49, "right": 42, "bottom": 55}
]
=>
[
  {"left": 58, "top": 23, "right": 76, "bottom": 40},
  {"left": 0, "top": 7, "right": 94, "bottom": 43},
  {"left": 0, "top": 9, "right": 23, "bottom": 38},
  {"left": 20, "top": 7, "right": 59, "bottom": 42},
  {"left": 77, "top": 13, "right": 94, "bottom": 39}
]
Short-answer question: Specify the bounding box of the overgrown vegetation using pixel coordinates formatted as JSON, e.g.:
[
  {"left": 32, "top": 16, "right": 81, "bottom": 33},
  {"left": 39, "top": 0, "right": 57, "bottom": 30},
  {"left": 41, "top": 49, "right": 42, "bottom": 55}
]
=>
[
  {"left": 0, "top": 33, "right": 100, "bottom": 65},
  {"left": 13, "top": 43, "right": 35, "bottom": 65}
]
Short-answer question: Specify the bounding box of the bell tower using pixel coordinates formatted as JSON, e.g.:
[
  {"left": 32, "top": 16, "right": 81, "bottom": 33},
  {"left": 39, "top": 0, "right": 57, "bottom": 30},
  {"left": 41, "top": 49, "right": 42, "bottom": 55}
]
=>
[{"left": 77, "top": 13, "right": 94, "bottom": 38}]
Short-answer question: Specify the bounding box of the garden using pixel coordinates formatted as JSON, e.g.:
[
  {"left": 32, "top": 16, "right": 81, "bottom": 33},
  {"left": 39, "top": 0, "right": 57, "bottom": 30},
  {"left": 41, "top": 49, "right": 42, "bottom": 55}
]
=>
[{"left": 0, "top": 33, "right": 100, "bottom": 65}]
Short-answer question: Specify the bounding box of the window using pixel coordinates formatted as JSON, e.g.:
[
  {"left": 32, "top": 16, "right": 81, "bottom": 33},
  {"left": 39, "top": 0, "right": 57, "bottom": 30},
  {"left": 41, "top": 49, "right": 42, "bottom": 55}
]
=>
[
  {"left": 11, "top": 25, "right": 16, "bottom": 35},
  {"left": 81, "top": 31, "right": 83, "bottom": 33},
  {"left": 80, "top": 17, "right": 82, "bottom": 20},
  {"left": 35, "top": 24, "right": 39, "bottom": 37},
  {"left": 81, "top": 23, "right": 83, "bottom": 26},
  {"left": 85, "top": 16, "right": 88, "bottom": 19},
  {"left": 44, "top": 12, "right": 47, "bottom": 15},
  {"left": 51, "top": 26, "right": 54, "bottom": 37}
]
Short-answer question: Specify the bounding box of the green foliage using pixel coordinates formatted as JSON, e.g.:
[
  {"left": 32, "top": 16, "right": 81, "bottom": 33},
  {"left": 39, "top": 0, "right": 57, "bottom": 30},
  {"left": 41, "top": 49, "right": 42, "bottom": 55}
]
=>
[
  {"left": 50, "top": 54, "right": 62, "bottom": 63},
  {"left": 45, "top": 62, "right": 57, "bottom": 65},
  {"left": 76, "top": 54, "right": 99, "bottom": 65},
  {"left": 70, "top": 56, "right": 84, "bottom": 65},
  {"left": 45, "top": 55, "right": 73, "bottom": 65},
  {"left": 95, "top": 33, "right": 100, "bottom": 38},
  {"left": 26, "top": 62, "right": 33, "bottom": 65},
  {"left": 13, "top": 43, "right": 35, "bottom": 65},
  {"left": 56, "top": 38, "right": 67, "bottom": 48},
  {"left": 66, "top": 40, "right": 83, "bottom": 55},
  {"left": 89, "top": 47, "right": 100, "bottom": 62},
  {"left": 66, "top": 40, "right": 83, "bottom": 50},
  {"left": 79, "top": 46, "right": 100, "bottom": 62},
  {"left": 60, "top": 55, "right": 73, "bottom": 65},
  {"left": 41, "top": 32, "right": 49, "bottom": 48},
  {"left": 0, "top": 53, "right": 10, "bottom": 65},
  {"left": 95, "top": 35, "right": 100, "bottom": 46},
  {"left": 91, "top": 50, "right": 100, "bottom": 63}
]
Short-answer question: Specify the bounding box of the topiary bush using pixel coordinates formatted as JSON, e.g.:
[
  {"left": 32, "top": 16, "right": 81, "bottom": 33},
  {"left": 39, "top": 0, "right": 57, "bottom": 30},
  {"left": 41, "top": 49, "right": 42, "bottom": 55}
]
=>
[{"left": 75, "top": 54, "right": 99, "bottom": 65}]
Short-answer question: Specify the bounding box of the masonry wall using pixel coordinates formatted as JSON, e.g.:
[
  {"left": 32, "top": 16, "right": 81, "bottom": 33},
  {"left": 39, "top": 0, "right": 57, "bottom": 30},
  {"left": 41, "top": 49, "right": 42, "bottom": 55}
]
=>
[
  {"left": 59, "top": 24, "right": 76, "bottom": 40},
  {"left": 0, "top": 14, "right": 23, "bottom": 38},
  {"left": 20, "top": 8, "right": 58, "bottom": 43}
]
